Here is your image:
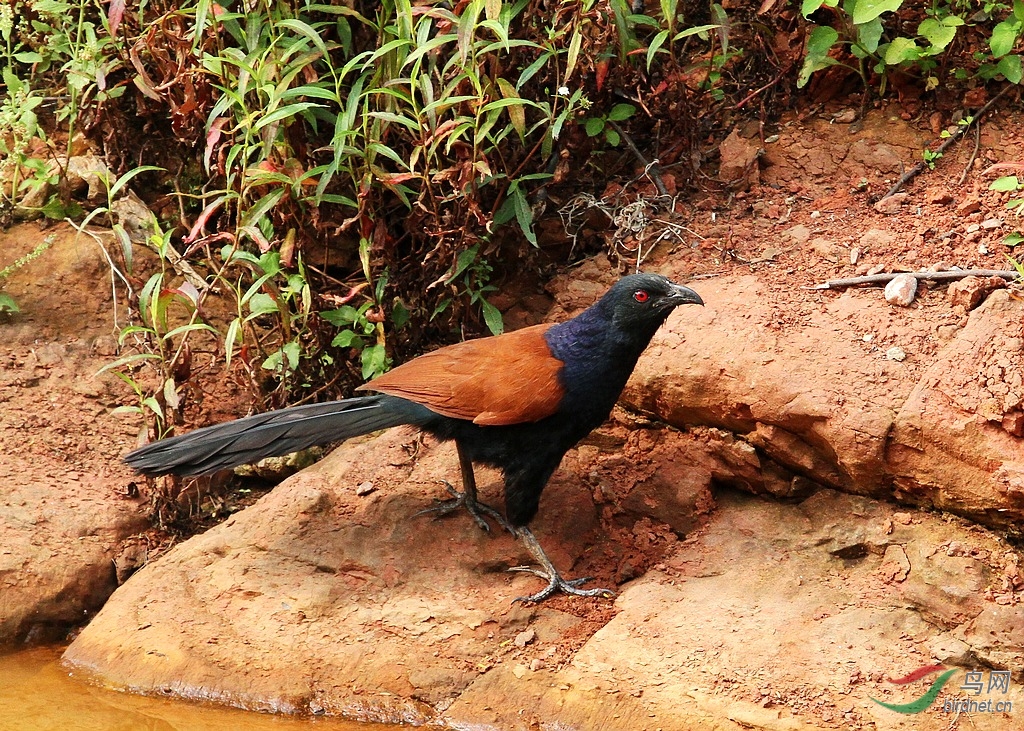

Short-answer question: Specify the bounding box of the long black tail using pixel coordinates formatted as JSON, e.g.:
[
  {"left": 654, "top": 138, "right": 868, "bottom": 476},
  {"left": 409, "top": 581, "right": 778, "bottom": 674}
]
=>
[{"left": 124, "top": 394, "right": 437, "bottom": 476}]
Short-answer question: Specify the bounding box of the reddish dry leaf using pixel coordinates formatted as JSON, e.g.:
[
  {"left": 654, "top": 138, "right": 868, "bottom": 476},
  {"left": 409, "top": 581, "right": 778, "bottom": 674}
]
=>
[
  {"left": 184, "top": 197, "right": 225, "bottom": 245},
  {"left": 108, "top": 0, "right": 126, "bottom": 36},
  {"left": 204, "top": 117, "right": 228, "bottom": 172}
]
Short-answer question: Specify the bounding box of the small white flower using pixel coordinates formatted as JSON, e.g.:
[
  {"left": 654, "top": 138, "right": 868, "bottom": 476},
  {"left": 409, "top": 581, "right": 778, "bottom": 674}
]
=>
[{"left": 557, "top": 86, "right": 570, "bottom": 96}]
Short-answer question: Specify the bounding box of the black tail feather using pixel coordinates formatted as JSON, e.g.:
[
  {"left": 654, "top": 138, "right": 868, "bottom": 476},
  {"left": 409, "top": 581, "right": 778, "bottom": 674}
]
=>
[{"left": 124, "top": 394, "right": 436, "bottom": 476}]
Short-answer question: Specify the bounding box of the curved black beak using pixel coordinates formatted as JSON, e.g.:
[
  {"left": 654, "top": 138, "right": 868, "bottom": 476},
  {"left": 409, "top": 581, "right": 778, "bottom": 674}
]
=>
[{"left": 662, "top": 283, "right": 704, "bottom": 308}]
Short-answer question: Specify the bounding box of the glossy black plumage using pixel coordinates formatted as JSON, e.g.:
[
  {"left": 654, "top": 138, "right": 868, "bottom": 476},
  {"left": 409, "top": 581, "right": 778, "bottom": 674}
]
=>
[{"left": 124, "top": 272, "right": 703, "bottom": 601}]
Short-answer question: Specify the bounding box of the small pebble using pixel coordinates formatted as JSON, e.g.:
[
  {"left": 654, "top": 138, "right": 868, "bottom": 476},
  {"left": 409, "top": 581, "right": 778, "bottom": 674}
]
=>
[
  {"left": 981, "top": 218, "right": 1002, "bottom": 229},
  {"left": 886, "top": 346, "right": 907, "bottom": 362},
  {"left": 884, "top": 273, "right": 918, "bottom": 307},
  {"left": 356, "top": 481, "right": 375, "bottom": 496},
  {"left": 978, "top": 243, "right": 989, "bottom": 255},
  {"left": 514, "top": 628, "right": 536, "bottom": 648}
]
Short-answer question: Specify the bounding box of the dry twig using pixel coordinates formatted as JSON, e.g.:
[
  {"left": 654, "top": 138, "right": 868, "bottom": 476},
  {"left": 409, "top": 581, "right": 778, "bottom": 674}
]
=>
[
  {"left": 806, "top": 269, "right": 1020, "bottom": 290},
  {"left": 877, "top": 84, "right": 1014, "bottom": 201}
]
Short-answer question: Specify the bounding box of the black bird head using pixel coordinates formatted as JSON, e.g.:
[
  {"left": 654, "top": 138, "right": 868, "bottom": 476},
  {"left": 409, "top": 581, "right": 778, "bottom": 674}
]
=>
[{"left": 603, "top": 273, "right": 704, "bottom": 331}]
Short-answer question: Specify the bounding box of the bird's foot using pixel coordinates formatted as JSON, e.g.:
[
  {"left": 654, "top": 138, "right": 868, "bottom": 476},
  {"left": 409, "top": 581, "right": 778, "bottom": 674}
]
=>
[
  {"left": 508, "top": 565, "right": 616, "bottom": 604},
  {"left": 414, "top": 480, "right": 515, "bottom": 534}
]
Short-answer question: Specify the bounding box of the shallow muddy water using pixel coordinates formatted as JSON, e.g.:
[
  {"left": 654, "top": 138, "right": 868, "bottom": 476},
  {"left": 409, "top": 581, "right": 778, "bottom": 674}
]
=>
[{"left": 0, "top": 646, "right": 401, "bottom": 731}]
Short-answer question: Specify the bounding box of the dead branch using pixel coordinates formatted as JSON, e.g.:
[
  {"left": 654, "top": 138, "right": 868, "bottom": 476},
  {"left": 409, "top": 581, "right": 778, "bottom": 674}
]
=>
[
  {"left": 806, "top": 269, "right": 1021, "bottom": 291},
  {"left": 877, "top": 84, "right": 1015, "bottom": 202}
]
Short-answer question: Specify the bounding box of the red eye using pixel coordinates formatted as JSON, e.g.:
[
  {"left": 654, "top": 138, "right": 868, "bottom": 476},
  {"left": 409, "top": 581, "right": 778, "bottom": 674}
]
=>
[{"left": 633, "top": 290, "right": 649, "bottom": 303}]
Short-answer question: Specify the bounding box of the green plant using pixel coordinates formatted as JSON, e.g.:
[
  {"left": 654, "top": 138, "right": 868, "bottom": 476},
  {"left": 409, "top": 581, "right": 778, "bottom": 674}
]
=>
[
  {"left": 0, "top": 236, "right": 54, "bottom": 313},
  {"left": 798, "top": 0, "right": 1024, "bottom": 92},
  {"left": 642, "top": 0, "right": 721, "bottom": 69},
  {"left": 990, "top": 174, "right": 1024, "bottom": 246},
  {"left": 584, "top": 103, "right": 636, "bottom": 147},
  {"left": 431, "top": 244, "right": 503, "bottom": 336},
  {"left": 922, "top": 148, "right": 943, "bottom": 169},
  {"left": 0, "top": 70, "right": 47, "bottom": 216}
]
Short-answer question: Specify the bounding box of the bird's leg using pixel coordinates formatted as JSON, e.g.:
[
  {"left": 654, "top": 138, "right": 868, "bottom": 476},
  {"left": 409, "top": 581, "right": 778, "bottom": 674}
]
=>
[
  {"left": 509, "top": 527, "right": 615, "bottom": 603},
  {"left": 414, "top": 443, "right": 515, "bottom": 534}
]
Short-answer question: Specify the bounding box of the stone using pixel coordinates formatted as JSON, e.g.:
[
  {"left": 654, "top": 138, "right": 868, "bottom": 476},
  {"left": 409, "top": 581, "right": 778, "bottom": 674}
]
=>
[
  {"left": 873, "top": 193, "right": 907, "bottom": 214},
  {"left": 956, "top": 198, "right": 982, "bottom": 216},
  {"left": 718, "top": 128, "right": 762, "bottom": 189},
  {"left": 947, "top": 275, "right": 1007, "bottom": 310},
  {"left": 64, "top": 485, "right": 1023, "bottom": 729},
  {"left": 884, "top": 273, "right": 918, "bottom": 306},
  {"left": 889, "top": 289, "right": 1024, "bottom": 523}
]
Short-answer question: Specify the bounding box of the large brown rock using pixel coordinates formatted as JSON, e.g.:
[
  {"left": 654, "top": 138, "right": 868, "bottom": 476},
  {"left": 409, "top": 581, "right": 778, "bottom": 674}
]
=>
[
  {"left": 0, "top": 454, "right": 148, "bottom": 645},
  {"left": 622, "top": 274, "right": 1024, "bottom": 526},
  {"left": 65, "top": 454, "right": 1023, "bottom": 730},
  {"left": 64, "top": 423, "right": 725, "bottom": 724}
]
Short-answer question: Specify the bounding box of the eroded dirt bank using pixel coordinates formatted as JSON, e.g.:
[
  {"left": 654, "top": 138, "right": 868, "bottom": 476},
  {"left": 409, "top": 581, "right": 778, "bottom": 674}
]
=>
[{"left": 2, "top": 106, "right": 1023, "bottom": 728}]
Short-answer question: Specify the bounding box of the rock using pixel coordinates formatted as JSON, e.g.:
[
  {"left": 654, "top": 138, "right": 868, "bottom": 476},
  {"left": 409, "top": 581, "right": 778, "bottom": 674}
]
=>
[
  {"left": 886, "top": 346, "right": 907, "bottom": 362},
  {"left": 957, "top": 198, "right": 982, "bottom": 216},
  {"left": 947, "top": 275, "right": 1007, "bottom": 310},
  {"left": 783, "top": 223, "right": 812, "bottom": 244},
  {"left": 514, "top": 628, "right": 536, "bottom": 648},
  {"left": 884, "top": 273, "right": 918, "bottom": 306},
  {"left": 64, "top": 471, "right": 1024, "bottom": 729},
  {"left": 858, "top": 228, "right": 897, "bottom": 249},
  {"left": 889, "top": 289, "right": 1024, "bottom": 522},
  {"left": 0, "top": 455, "right": 148, "bottom": 646},
  {"left": 718, "top": 128, "right": 761, "bottom": 189},
  {"left": 873, "top": 193, "right": 907, "bottom": 215},
  {"left": 64, "top": 155, "right": 110, "bottom": 203},
  {"left": 929, "top": 190, "right": 954, "bottom": 205},
  {"left": 619, "top": 273, "right": 1024, "bottom": 527}
]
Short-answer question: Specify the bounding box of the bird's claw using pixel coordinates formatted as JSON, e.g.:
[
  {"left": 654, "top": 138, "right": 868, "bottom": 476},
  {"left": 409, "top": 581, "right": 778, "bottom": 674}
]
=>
[
  {"left": 414, "top": 480, "right": 515, "bottom": 534},
  {"left": 508, "top": 565, "right": 615, "bottom": 603}
]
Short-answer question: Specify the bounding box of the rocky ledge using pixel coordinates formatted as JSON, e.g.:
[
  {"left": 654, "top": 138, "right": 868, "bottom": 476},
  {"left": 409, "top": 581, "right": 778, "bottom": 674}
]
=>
[{"left": 62, "top": 269, "right": 1023, "bottom": 730}]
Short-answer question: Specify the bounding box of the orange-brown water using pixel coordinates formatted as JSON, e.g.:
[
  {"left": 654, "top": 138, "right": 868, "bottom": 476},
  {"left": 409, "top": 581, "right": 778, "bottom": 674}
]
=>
[{"left": 0, "top": 646, "right": 403, "bottom": 731}]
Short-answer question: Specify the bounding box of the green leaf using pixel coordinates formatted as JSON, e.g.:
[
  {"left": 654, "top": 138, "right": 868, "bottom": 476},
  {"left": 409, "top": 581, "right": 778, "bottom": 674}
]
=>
[
  {"left": 481, "top": 299, "right": 504, "bottom": 335},
  {"left": 989, "top": 176, "right": 1021, "bottom": 192},
  {"left": 277, "top": 18, "right": 329, "bottom": 56},
  {"left": 239, "top": 189, "right": 285, "bottom": 229},
  {"left": 855, "top": 17, "right": 884, "bottom": 54},
  {"left": 322, "top": 305, "right": 361, "bottom": 326},
  {"left": 511, "top": 187, "right": 537, "bottom": 246},
  {"left": 331, "top": 329, "right": 362, "bottom": 348},
  {"left": 991, "top": 19, "right": 1023, "bottom": 58},
  {"left": 360, "top": 343, "right": 387, "bottom": 380},
  {"left": 1004, "top": 232, "right": 1024, "bottom": 247},
  {"left": 997, "top": 54, "right": 1023, "bottom": 84},
  {"left": 0, "top": 293, "right": 19, "bottom": 313},
  {"left": 246, "top": 292, "right": 279, "bottom": 319},
  {"left": 566, "top": 28, "right": 583, "bottom": 81},
  {"left": 446, "top": 246, "right": 480, "bottom": 284},
  {"left": 252, "top": 102, "right": 322, "bottom": 132},
  {"left": 607, "top": 103, "right": 635, "bottom": 122},
  {"left": 647, "top": 29, "right": 669, "bottom": 71},
  {"left": 851, "top": 0, "right": 902, "bottom": 25},
  {"left": 605, "top": 127, "right": 621, "bottom": 146},
  {"left": 584, "top": 117, "right": 606, "bottom": 137},
  {"left": 801, "top": 0, "right": 827, "bottom": 17},
  {"left": 918, "top": 17, "right": 959, "bottom": 53},
  {"left": 672, "top": 23, "right": 722, "bottom": 42},
  {"left": 884, "top": 36, "right": 920, "bottom": 65},
  {"left": 224, "top": 318, "right": 242, "bottom": 368},
  {"left": 798, "top": 26, "right": 840, "bottom": 87}
]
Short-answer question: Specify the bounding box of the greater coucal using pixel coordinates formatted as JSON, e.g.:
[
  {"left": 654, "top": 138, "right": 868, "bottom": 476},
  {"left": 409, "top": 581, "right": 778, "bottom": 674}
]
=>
[{"left": 125, "top": 273, "right": 704, "bottom": 601}]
